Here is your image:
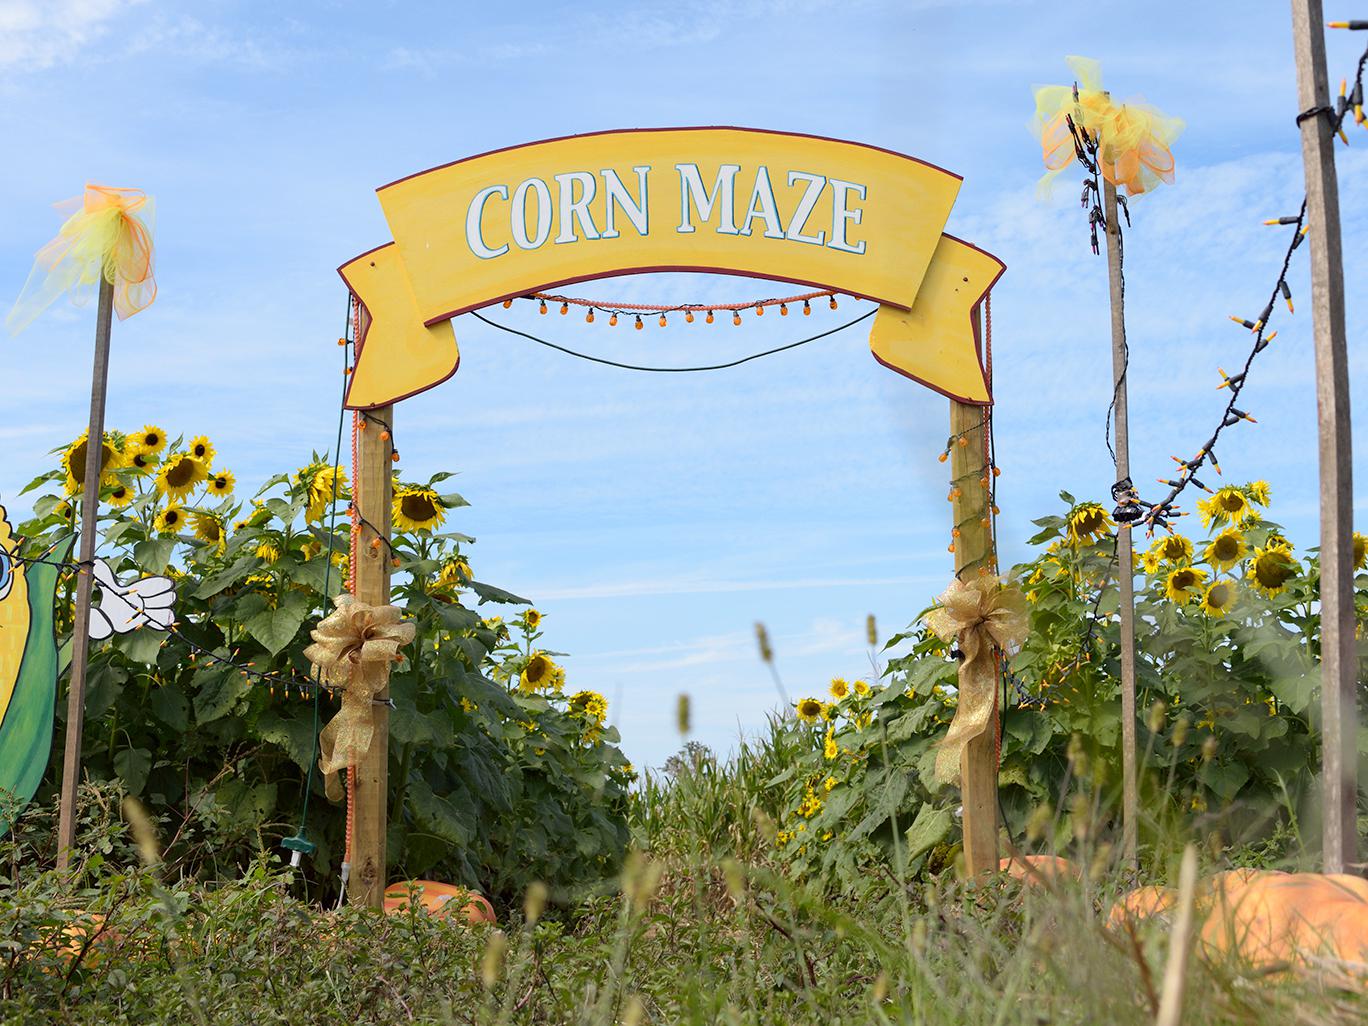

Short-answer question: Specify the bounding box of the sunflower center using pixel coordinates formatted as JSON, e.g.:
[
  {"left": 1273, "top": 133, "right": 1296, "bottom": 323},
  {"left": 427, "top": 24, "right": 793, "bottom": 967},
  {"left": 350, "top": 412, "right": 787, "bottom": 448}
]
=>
[
  {"left": 144, "top": 433, "right": 160, "bottom": 447},
  {"left": 1219, "top": 493, "right": 1245, "bottom": 512},
  {"left": 1162, "top": 539, "right": 1186, "bottom": 560},
  {"left": 165, "top": 457, "right": 198, "bottom": 488},
  {"left": 1172, "top": 570, "right": 1196, "bottom": 590},
  {"left": 1254, "top": 554, "right": 1294, "bottom": 588},
  {"left": 1213, "top": 536, "right": 1239, "bottom": 560},
  {"left": 70, "top": 439, "right": 116, "bottom": 481},
  {"left": 1208, "top": 583, "right": 1232, "bottom": 607},
  {"left": 525, "top": 657, "right": 548, "bottom": 683},
  {"left": 400, "top": 494, "right": 438, "bottom": 521},
  {"left": 1075, "top": 510, "right": 1104, "bottom": 534}
]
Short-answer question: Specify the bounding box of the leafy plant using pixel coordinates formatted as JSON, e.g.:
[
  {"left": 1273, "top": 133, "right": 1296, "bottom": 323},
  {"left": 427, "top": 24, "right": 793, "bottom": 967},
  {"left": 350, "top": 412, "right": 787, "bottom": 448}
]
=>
[
  {"left": 760, "top": 483, "right": 1368, "bottom": 885},
  {"left": 14, "top": 426, "right": 631, "bottom": 906}
]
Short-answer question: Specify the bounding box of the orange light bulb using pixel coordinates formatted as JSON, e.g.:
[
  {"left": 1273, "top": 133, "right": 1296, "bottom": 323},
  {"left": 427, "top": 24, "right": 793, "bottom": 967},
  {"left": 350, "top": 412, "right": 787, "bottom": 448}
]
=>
[
  {"left": 706, "top": 310, "right": 714, "bottom": 323},
  {"left": 635, "top": 316, "right": 643, "bottom": 330},
  {"left": 609, "top": 313, "right": 618, "bottom": 326},
  {"left": 659, "top": 314, "right": 667, "bottom": 327},
  {"left": 685, "top": 310, "right": 694, "bottom": 323},
  {"left": 779, "top": 303, "right": 788, "bottom": 316},
  {"left": 586, "top": 309, "right": 595, "bottom": 323},
  {"left": 732, "top": 311, "right": 742, "bottom": 326},
  {"left": 560, "top": 302, "right": 569, "bottom": 315}
]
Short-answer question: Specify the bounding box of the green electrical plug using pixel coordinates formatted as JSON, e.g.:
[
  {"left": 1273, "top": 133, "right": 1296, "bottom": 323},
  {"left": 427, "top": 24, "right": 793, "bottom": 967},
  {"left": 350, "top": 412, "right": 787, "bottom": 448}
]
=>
[{"left": 281, "top": 832, "right": 316, "bottom": 868}]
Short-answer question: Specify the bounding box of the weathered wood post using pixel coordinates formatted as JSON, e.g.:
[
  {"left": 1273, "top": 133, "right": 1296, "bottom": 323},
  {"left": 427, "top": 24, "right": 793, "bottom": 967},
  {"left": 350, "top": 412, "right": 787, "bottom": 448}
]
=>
[
  {"left": 1290, "top": 0, "right": 1359, "bottom": 875},
  {"left": 1102, "top": 178, "right": 1140, "bottom": 867},
  {"left": 950, "top": 305, "right": 998, "bottom": 876},
  {"left": 350, "top": 399, "right": 395, "bottom": 908},
  {"left": 55, "top": 275, "right": 115, "bottom": 871}
]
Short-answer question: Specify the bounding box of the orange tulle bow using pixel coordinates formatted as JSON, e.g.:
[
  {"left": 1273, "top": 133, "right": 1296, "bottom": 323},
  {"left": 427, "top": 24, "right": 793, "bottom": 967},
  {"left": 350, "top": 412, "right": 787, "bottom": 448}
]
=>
[
  {"left": 1031, "top": 56, "right": 1184, "bottom": 197},
  {"left": 5, "top": 184, "right": 157, "bottom": 336}
]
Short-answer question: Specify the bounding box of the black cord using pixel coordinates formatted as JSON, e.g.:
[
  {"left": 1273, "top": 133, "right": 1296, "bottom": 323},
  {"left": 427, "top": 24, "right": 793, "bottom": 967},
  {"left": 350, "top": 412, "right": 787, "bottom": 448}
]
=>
[{"left": 467, "top": 307, "right": 877, "bottom": 372}]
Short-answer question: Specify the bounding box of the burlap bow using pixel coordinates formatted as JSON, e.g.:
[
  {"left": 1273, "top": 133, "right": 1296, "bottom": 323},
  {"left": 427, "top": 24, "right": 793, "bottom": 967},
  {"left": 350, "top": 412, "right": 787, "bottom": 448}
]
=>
[
  {"left": 923, "top": 575, "right": 1028, "bottom": 786},
  {"left": 304, "top": 594, "right": 415, "bottom": 800}
]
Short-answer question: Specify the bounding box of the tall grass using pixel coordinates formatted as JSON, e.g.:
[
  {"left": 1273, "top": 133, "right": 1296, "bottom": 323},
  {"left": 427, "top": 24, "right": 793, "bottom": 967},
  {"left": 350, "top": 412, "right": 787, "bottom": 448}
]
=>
[{"left": 1, "top": 733, "right": 1363, "bottom": 1025}]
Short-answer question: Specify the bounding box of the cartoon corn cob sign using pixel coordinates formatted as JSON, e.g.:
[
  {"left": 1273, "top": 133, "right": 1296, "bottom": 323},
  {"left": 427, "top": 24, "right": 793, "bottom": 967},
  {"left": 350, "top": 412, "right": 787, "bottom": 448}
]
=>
[{"left": 0, "top": 507, "right": 67, "bottom": 835}]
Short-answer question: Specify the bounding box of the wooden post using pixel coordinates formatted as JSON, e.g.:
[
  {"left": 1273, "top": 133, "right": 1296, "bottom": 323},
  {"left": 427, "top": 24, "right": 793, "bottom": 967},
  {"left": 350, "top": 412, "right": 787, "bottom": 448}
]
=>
[
  {"left": 350, "top": 401, "right": 394, "bottom": 907},
  {"left": 951, "top": 306, "right": 998, "bottom": 876},
  {"left": 1291, "top": 0, "right": 1359, "bottom": 875},
  {"left": 55, "top": 276, "right": 115, "bottom": 871},
  {"left": 1102, "top": 179, "right": 1139, "bottom": 867}
]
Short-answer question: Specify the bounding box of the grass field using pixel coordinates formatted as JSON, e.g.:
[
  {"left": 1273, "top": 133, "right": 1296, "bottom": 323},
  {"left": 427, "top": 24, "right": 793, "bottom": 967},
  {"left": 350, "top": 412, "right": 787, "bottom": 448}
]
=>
[{"left": 2, "top": 731, "right": 1365, "bottom": 1026}]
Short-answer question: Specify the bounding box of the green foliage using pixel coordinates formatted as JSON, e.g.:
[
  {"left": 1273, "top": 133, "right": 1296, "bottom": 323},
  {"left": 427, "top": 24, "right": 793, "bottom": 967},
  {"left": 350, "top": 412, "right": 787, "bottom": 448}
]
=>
[
  {"left": 759, "top": 484, "right": 1368, "bottom": 885},
  {"left": 3, "top": 781, "right": 1365, "bottom": 1025},
  {"left": 16, "top": 428, "right": 631, "bottom": 906}
]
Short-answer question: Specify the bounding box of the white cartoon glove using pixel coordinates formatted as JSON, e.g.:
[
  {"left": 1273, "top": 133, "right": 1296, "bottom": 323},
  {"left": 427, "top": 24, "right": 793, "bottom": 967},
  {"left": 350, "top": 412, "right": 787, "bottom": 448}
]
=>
[{"left": 88, "top": 558, "right": 177, "bottom": 640}]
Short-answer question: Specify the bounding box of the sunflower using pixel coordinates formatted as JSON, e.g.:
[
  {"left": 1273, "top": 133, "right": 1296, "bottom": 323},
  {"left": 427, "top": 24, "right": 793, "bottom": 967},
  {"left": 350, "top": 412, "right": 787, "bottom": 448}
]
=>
[
  {"left": 392, "top": 485, "right": 446, "bottom": 533},
  {"left": 1198, "top": 486, "right": 1255, "bottom": 528},
  {"left": 519, "top": 652, "right": 555, "bottom": 693},
  {"left": 1164, "top": 565, "right": 1208, "bottom": 604},
  {"left": 1149, "top": 533, "right": 1193, "bottom": 565},
  {"left": 187, "top": 435, "right": 215, "bottom": 465},
  {"left": 1203, "top": 528, "right": 1247, "bottom": 572},
  {"left": 796, "top": 697, "right": 825, "bottom": 724},
  {"left": 61, "top": 431, "right": 122, "bottom": 493},
  {"left": 1200, "top": 579, "right": 1238, "bottom": 617},
  {"left": 823, "top": 729, "right": 838, "bottom": 760},
  {"left": 1247, "top": 480, "right": 1271, "bottom": 506},
  {"left": 853, "top": 679, "right": 870, "bottom": 697},
  {"left": 191, "top": 512, "right": 227, "bottom": 554},
  {"left": 1065, "top": 502, "right": 1112, "bottom": 545},
  {"left": 568, "top": 689, "right": 608, "bottom": 724},
  {"left": 546, "top": 663, "right": 566, "bottom": 693},
  {"left": 1353, "top": 531, "right": 1367, "bottom": 571},
  {"left": 254, "top": 541, "right": 280, "bottom": 564},
  {"left": 1247, "top": 541, "right": 1299, "bottom": 598},
  {"left": 829, "top": 677, "right": 850, "bottom": 700},
  {"left": 134, "top": 425, "right": 167, "bottom": 454},
  {"left": 153, "top": 505, "right": 186, "bottom": 535},
  {"left": 304, "top": 465, "right": 348, "bottom": 523},
  {"left": 128, "top": 448, "right": 157, "bottom": 474},
  {"left": 207, "top": 469, "right": 235, "bottom": 498},
  {"left": 525, "top": 608, "right": 542, "bottom": 630},
  {"left": 435, "top": 558, "right": 470, "bottom": 590},
  {"left": 156, "top": 453, "right": 207, "bottom": 501},
  {"left": 105, "top": 482, "right": 134, "bottom": 509}
]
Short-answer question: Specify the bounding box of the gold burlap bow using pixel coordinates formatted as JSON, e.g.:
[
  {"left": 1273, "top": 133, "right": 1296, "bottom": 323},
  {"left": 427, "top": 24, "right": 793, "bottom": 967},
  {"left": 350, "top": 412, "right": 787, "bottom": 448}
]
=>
[
  {"left": 304, "top": 594, "right": 415, "bottom": 800},
  {"left": 923, "top": 576, "right": 1028, "bottom": 786}
]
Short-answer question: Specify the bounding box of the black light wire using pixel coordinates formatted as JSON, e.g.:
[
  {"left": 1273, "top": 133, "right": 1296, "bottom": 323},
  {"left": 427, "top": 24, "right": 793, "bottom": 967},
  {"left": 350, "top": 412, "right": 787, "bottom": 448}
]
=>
[{"left": 468, "top": 307, "right": 878, "bottom": 372}]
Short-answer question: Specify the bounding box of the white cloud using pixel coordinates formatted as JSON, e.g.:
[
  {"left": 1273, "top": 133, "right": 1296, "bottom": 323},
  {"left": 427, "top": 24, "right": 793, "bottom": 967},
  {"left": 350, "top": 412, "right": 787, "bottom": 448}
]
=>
[{"left": 0, "top": 0, "right": 144, "bottom": 71}]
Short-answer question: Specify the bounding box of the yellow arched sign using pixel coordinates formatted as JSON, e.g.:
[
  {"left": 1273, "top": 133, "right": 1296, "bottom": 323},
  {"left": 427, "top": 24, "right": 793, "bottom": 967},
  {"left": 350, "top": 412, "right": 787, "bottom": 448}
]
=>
[{"left": 339, "top": 127, "right": 1003, "bottom": 409}]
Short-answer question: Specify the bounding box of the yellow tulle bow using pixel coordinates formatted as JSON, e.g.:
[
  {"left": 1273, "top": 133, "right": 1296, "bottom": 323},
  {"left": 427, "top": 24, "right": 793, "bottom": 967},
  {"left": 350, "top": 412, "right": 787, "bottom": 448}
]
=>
[
  {"left": 6, "top": 184, "right": 157, "bottom": 336},
  {"left": 303, "top": 594, "right": 415, "bottom": 800},
  {"left": 1031, "top": 56, "right": 1183, "bottom": 197},
  {"left": 923, "top": 575, "right": 1028, "bottom": 786}
]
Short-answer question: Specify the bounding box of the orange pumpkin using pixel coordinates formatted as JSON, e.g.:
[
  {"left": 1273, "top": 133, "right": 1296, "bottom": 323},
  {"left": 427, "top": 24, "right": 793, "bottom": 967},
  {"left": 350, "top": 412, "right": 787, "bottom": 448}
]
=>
[
  {"left": 383, "top": 880, "right": 496, "bottom": 925},
  {"left": 1107, "top": 885, "right": 1177, "bottom": 929},
  {"left": 997, "top": 855, "right": 1079, "bottom": 886},
  {"left": 1199, "top": 871, "right": 1368, "bottom": 970}
]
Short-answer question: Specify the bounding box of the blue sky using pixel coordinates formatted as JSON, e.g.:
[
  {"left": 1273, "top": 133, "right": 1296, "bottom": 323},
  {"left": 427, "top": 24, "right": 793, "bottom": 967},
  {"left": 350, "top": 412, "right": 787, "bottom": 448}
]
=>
[{"left": 1, "top": 1, "right": 1365, "bottom": 771}]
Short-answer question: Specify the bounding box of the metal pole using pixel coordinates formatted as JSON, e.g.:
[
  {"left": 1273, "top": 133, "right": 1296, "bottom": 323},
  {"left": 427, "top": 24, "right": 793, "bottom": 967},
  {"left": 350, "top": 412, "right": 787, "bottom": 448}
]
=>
[
  {"left": 1102, "top": 179, "right": 1139, "bottom": 867},
  {"left": 55, "top": 275, "right": 115, "bottom": 870},
  {"left": 1290, "top": 0, "right": 1359, "bottom": 875}
]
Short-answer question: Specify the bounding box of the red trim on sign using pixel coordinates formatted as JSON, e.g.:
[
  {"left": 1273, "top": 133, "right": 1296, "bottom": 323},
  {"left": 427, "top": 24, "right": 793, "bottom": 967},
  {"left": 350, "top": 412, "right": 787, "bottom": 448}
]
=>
[{"left": 376, "top": 125, "right": 964, "bottom": 193}]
